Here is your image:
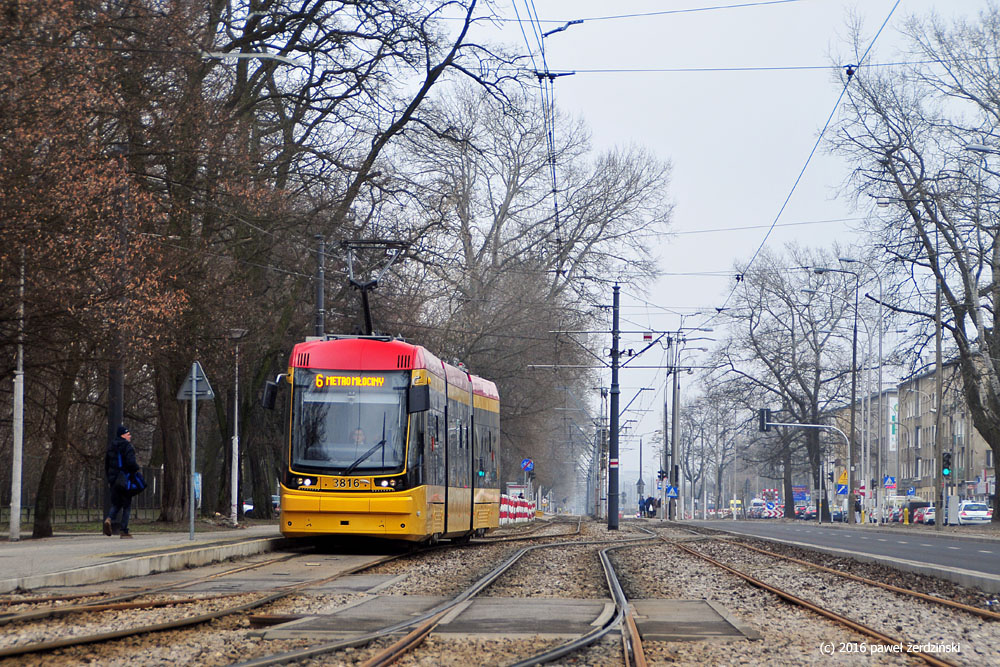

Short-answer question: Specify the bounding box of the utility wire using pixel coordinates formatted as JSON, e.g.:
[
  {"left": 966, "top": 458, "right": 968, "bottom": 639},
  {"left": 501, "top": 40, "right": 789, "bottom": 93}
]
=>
[{"left": 703, "top": 0, "right": 902, "bottom": 331}]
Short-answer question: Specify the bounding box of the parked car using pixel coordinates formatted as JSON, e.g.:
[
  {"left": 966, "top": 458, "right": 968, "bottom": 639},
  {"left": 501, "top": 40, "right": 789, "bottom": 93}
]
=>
[
  {"left": 923, "top": 506, "right": 936, "bottom": 525},
  {"left": 244, "top": 495, "right": 280, "bottom": 518},
  {"left": 957, "top": 502, "right": 991, "bottom": 525},
  {"left": 803, "top": 506, "right": 817, "bottom": 520},
  {"left": 831, "top": 509, "right": 846, "bottom": 522}
]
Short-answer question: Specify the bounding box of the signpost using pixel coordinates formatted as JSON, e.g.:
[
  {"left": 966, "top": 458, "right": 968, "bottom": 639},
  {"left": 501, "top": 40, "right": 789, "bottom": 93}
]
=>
[{"left": 177, "top": 361, "right": 214, "bottom": 540}]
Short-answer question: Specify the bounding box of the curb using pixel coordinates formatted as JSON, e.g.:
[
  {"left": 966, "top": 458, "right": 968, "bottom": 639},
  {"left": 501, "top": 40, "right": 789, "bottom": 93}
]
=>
[{"left": 0, "top": 535, "right": 291, "bottom": 594}]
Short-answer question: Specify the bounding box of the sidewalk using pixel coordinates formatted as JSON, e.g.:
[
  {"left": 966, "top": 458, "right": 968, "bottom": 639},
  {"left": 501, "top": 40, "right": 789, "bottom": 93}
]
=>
[{"left": 0, "top": 523, "right": 285, "bottom": 594}]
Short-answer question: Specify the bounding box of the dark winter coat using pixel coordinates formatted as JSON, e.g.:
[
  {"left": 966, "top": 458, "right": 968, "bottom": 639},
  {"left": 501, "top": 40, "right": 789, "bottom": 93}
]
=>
[{"left": 105, "top": 436, "right": 138, "bottom": 485}]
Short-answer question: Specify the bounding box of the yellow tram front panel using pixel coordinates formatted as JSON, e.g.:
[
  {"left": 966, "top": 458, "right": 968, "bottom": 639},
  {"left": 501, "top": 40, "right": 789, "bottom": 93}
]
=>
[{"left": 281, "top": 484, "right": 435, "bottom": 541}]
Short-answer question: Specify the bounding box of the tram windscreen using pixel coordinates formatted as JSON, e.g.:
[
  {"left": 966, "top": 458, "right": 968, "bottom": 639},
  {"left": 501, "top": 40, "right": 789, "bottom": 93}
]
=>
[{"left": 291, "top": 370, "right": 409, "bottom": 474}]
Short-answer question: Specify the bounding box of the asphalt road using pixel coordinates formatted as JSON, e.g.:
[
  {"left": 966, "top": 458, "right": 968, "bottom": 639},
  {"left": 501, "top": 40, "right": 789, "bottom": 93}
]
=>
[{"left": 686, "top": 520, "right": 1000, "bottom": 577}]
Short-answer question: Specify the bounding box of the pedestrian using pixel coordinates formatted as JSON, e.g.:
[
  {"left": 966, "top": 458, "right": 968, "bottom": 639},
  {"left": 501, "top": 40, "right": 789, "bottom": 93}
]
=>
[
  {"left": 854, "top": 498, "right": 862, "bottom": 524},
  {"left": 104, "top": 425, "right": 139, "bottom": 538}
]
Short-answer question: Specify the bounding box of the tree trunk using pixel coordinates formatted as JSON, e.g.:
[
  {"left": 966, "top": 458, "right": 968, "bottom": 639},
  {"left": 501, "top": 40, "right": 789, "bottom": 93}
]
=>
[
  {"left": 155, "top": 362, "right": 189, "bottom": 522},
  {"left": 32, "top": 346, "right": 82, "bottom": 538}
]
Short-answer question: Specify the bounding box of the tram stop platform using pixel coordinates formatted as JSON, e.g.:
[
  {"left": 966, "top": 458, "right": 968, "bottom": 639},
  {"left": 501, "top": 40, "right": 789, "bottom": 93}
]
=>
[{"left": 0, "top": 523, "right": 284, "bottom": 594}]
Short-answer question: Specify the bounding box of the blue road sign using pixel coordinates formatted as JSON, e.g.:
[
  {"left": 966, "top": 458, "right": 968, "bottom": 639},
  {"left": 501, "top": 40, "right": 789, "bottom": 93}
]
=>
[
  {"left": 883, "top": 475, "right": 896, "bottom": 489},
  {"left": 665, "top": 486, "right": 678, "bottom": 498},
  {"left": 521, "top": 458, "right": 534, "bottom": 472},
  {"left": 906, "top": 486, "right": 916, "bottom": 496},
  {"left": 836, "top": 484, "right": 848, "bottom": 495},
  {"left": 766, "top": 502, "right": 775, "bottom": 510}
]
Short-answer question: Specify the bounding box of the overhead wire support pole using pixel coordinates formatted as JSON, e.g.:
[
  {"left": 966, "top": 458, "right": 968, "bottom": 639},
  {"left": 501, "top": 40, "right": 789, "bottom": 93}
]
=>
[{"left": 608, "top": 284, "right": 621, "bottom": 530}]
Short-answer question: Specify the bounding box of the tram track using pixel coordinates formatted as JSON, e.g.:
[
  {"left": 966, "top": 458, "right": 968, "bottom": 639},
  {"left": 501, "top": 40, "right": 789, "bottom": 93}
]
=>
[
  {"left": 0, "top": 550, "right": 405, "bottom": 660},
  {"left": 669, "top": 537, "right": 961, "bottom": 667},
  {"left": 233, "top": 524, "right": 654, "bottom": 666}
]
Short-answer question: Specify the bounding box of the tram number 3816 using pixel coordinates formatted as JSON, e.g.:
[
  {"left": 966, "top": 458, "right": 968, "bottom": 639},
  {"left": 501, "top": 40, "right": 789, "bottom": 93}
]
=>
[{"left": 331, "top": 477, "right": 369, "bottom": 489}]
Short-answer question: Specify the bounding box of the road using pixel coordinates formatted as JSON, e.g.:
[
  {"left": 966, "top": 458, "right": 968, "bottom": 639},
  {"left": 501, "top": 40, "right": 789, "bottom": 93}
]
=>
[{"left": 686, "top": 520, "right": 1000, "bottom": 589}]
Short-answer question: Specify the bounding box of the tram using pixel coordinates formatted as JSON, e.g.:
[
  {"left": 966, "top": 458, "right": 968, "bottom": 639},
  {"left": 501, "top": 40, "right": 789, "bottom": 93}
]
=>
[{"left": 263, "top": 335, "right": 501, "bottom": 542}]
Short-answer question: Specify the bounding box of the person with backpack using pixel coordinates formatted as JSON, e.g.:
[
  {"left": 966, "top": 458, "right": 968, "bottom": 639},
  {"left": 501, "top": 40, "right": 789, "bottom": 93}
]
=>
[{"left": 104, "top": 425, "right": 139, "bottom": 538}]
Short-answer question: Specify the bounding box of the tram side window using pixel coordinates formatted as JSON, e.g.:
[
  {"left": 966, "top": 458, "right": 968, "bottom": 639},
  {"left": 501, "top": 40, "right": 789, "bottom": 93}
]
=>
[
  {"left": 407, "top": 412, "right": 425, "bottom": 486},
  {"left": 429, "top": 412, "right": 444, "bottom": 486}
]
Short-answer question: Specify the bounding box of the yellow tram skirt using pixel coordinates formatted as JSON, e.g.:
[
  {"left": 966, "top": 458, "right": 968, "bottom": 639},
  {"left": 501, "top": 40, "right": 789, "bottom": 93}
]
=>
[{"left": 280, "top": 485, "right": 430, "bottom": 541}]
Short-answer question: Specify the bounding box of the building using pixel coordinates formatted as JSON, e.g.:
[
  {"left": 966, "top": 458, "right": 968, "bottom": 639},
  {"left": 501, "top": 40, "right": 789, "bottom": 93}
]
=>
[{"left": 897, "top": 363, "right": 995, "bottom": 502}]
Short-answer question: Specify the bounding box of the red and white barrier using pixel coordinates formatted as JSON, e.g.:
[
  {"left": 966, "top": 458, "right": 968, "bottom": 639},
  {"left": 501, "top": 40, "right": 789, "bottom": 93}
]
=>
[{"left": 500, "top": 494, "right": 536, "bottom": 525}]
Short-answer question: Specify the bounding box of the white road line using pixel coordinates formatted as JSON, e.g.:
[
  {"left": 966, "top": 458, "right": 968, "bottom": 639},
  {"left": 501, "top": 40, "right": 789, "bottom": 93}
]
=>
[
  {"left": 898, "top": 541, "right": 908, "bottom": 544},
  {"left": 877, "top": 539, "right": 887, "bottom": 542},
  {"left": 979, "top": 550, "right": 993, "bottom": 554},
  {"left": 921, "top": 543, "right": 933, "bottom": 547},
  {"left": 947, "top": 546, "right": 960, "bottom": 550}
]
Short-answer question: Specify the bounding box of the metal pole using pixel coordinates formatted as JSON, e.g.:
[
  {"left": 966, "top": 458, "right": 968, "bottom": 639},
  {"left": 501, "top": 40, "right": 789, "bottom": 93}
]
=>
[
  {"left": 935, "top": 244, "right": 944, "bottom": 532},
  {"left": 315, "top": 235, "right": 325, "bottom": 338},
  {"left": 230, "top": 345, "right": 239, "bottom": 526},
  {"left": 848, "top": 277, "right": 859, "bottom": 524},
  {"left": 671, "top": 338, "right": 680, "bottom": 520},
  {"left": 608, "top": 284, "right": 620, "bottom": 530},
  {"left": 10, "top": 252, "right": 25, "bottom": 541},
  {"left": 189, "top": 363, "right": 197, "bottom": 540}
]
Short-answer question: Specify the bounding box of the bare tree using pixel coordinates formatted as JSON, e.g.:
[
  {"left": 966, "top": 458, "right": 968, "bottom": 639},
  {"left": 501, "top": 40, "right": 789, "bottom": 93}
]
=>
[
  {"left": 716, "top": 246, "right": 858, "bottom": 519},
  {"left": 831, "top": 7, "right": 1000, "bottom": 520}
]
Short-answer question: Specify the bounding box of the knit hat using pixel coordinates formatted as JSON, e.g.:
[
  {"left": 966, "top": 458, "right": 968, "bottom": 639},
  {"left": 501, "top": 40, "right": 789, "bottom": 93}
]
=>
[{"left": 116, "top": 425, "right": 129, "bottom": 437}]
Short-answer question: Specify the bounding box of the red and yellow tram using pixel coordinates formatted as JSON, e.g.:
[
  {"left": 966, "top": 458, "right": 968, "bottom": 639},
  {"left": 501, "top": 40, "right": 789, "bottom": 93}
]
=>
[{"left": 265, "top": 336, "right": 500, "bottom": 542}]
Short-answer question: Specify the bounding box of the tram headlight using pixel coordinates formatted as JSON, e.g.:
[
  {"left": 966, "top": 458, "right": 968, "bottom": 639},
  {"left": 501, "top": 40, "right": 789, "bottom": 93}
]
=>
[
  {"left": 380, "top": 480, "right": 389, "bottom": 487},
  {"left": 295, "top": 476, "right": 317, "bottom": 488}
]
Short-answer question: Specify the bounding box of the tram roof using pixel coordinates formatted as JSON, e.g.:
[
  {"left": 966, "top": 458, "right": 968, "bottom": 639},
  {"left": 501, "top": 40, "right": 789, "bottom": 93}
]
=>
[{"left": 290, "top": 336, "right": 498, "bottom": 400}]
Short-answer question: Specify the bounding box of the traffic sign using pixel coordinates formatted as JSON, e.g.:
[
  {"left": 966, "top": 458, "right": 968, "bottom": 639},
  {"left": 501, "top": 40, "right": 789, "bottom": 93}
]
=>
[
  {"left": 837, "top": 470, "right": 848, "bottom": 485},
  {"left": 520, "top": 458, "right": 534, "bottom": 472},
  {"left": 176, "top": 361, "right": 215, "bottom": 400},
  {"left": 906, "top": 486, "right": 916, "bottom": 496},
  {"left": 766, "top": 502, "right": 775, "bottom": 510},
  {"left": 836, "top": 484, "right": 847, "bottom": 495},
  {"left": 883, "top": 475, "right": 896, "bottom": 490},
  {"left": 665, "top": 486, "right": 678, "bottom": 498}
]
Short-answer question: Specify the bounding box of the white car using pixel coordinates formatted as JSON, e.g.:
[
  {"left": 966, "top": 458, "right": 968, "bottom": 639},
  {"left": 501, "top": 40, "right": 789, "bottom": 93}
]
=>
[{"left": 957, "top": 502, "right": 992, "bottom": 525}]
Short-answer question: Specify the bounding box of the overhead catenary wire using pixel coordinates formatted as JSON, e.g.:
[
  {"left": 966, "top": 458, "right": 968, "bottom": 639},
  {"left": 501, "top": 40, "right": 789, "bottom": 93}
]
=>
[{"left": 702, "top": 0, "right": 902, "bottom": 331}]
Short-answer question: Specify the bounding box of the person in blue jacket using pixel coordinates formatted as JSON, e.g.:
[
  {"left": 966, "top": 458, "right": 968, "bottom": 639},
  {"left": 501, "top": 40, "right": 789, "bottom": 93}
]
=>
[{"left": 104, "top": 425, "right": 139, "bottom": 538}]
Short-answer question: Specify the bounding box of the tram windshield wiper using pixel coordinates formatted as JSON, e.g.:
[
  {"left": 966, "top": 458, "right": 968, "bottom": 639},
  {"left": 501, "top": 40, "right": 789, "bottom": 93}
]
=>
[{"left": 342, "top": 439, "right": 387, "bottom": 476}]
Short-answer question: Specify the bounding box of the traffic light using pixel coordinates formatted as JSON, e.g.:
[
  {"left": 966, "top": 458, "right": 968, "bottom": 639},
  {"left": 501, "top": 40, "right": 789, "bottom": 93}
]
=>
[
  {"left": 657, "top": 469, "right": 667, "bottom": 481},
  {"left": 942, "top": 452, "right": 952, "bottom": 477},
  {"left": 758, "top": 408, "right": 772, "bottom": 432}
]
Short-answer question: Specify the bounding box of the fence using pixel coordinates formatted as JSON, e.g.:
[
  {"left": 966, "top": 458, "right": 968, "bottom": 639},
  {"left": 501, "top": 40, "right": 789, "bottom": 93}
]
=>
[{"left": 0, "top": 464, "right": 162, "bottom": 526}]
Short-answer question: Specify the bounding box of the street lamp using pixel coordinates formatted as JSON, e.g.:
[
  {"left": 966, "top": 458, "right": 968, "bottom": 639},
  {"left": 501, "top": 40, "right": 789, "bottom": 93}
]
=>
[
  {"left": 229, "top": 328, "right": 248, "bottom": 526},
  {"left": 876, "top": 194, "right": 946, "bottom": 530},
  {"left": 813, "top": 266, "right": 861, "bottom": 524},
  {"left": 802, "top": 288, "right": 881, "bottom": 523}
]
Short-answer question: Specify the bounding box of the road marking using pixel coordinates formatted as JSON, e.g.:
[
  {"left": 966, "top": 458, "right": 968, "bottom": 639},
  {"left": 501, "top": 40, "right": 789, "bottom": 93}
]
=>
[
  {"left": 877, "top": 539, "right": 887, "bottom": 542},
  {"left": 898, "top": 541, "right": 908, "bottom": 544},
  {"left": 947, "top": 546, "right": 960, "bottom": 550},
  {"left": 979, "top": 550, "right": 992, "bottom": 554},
  {"left": 921, "top": 543, "right": 933, "bottom": 547}
]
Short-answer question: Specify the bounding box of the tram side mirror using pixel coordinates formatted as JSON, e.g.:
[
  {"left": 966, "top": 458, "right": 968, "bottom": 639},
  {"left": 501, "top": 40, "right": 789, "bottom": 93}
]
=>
[
  {"left": 407, "top": 384, "right": 429, "bottom": 413},
  {"left": 262, "top": 381, "right": 278, "bottom": 410},
  {"left": 262, "top": 373, "right": 288, "bottom": 410}
]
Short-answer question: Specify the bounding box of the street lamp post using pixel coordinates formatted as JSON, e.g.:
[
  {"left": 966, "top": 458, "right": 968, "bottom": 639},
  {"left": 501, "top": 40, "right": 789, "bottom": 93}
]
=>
[
  {"left": 813, "top": 266, "right": 861, "bottom": 524},
  {"left": 841, "top": 258, "right": 886, "bottom": 520},
  {"left": 876, "top": 193, "right": 945, "bottom": 530},
  {"left": 229, "top": 328, "right": 248, "bottom": 526}
]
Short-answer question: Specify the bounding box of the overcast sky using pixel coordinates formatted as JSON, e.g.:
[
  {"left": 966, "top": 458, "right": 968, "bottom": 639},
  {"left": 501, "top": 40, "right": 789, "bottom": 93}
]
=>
[{"left": 482, "top": 0, "right": 994, "bottom": 493}]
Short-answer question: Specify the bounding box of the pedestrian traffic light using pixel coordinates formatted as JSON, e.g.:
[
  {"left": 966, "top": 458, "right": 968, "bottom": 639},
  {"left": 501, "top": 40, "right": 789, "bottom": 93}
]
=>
[
  {"left": 657, "top": 469, "right": 666, "bottom": 481},
  {"left": 758, "top": 408, "right": 772, "bottom": 432},
  {"left": 942, "top": 452, "right": 952, "bottom": 477}
]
